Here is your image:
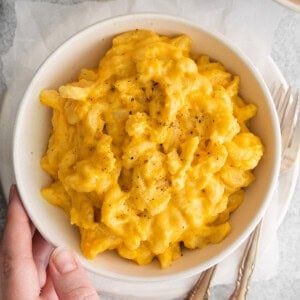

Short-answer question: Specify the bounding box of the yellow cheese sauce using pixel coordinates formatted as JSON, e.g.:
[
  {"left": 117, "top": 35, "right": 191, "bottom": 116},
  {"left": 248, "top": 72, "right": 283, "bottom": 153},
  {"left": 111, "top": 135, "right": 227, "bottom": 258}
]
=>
[{"left": 40, "top": 30, "right": 263, "bottom": 268}]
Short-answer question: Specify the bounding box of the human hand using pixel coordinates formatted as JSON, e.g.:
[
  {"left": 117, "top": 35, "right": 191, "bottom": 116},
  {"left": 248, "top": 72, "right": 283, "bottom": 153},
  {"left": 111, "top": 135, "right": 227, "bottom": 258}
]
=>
[{"left": 0, "top": 185, "right": 99, "bottom": 300}]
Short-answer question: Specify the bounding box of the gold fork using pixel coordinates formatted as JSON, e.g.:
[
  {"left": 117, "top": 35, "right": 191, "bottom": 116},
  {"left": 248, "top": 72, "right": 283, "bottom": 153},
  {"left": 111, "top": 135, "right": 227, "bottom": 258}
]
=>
[{"left": 186, "top": 85, "right": 300, "bottom": 300}]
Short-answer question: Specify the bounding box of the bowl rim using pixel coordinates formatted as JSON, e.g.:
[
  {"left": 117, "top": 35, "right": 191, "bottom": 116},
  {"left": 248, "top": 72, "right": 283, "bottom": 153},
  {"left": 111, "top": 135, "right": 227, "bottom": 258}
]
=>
[{"left": 13, "top": 12, "right": 281, "bottom": 282}]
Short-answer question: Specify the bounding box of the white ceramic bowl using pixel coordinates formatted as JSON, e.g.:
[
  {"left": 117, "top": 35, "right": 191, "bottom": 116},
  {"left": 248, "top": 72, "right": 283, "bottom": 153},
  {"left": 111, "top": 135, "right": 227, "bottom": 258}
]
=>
[{"left": 13, "top": 13, "right": 281, "bottom": 284}]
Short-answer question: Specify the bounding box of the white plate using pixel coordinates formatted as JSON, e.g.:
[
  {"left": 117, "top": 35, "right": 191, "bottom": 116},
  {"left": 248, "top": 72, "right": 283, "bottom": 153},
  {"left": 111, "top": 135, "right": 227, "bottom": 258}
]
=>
[{"left": 0, "top": 56, "right": 298, "bottom": 299}]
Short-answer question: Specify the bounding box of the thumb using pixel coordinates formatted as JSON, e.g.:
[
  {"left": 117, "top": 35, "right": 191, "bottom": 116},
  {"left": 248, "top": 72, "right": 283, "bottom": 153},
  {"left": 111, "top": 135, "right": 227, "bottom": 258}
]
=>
[{"left": 48, "top": 247, "right": 99, "bottom": 300}]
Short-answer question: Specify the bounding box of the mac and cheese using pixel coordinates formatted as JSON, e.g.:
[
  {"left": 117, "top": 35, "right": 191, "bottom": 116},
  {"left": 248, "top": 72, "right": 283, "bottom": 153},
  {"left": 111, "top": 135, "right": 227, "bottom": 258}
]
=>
[{"left": 40, "top": 30, "right": 264, "bottom": 268}]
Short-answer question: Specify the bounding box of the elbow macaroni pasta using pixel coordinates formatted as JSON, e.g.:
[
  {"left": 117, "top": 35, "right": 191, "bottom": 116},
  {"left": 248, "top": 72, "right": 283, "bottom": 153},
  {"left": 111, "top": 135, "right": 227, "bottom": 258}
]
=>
[{"left": 40, "top": 30, "right": 264, "bottom": 268}]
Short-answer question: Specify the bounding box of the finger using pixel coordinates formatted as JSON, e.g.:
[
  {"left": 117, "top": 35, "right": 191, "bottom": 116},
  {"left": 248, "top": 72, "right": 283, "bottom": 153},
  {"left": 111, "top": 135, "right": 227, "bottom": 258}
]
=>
[
  {"left": 32, "top": 231, "right": 54, "bottom": 288},
  {"left": 0, "top": 185, "right": 40, "bottom": 300},
  {"left": 48, "top": 247, "right": 99, "bottom": 300},
  {"left": 40, "top": 267, "right": 59, "bottom": 300},
  {"left": 2, "top": 185, "right": 33, "bottom": 257}
]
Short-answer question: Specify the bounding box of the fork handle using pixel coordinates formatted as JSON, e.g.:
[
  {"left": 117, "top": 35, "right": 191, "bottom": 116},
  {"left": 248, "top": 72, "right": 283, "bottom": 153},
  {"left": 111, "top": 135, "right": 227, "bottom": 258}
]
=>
[
  {"left": 229, "top": 221, "right": 262, "bottom": 300},
  {"left": 186, "top": 265, "right": 216, "bottom": 300}
]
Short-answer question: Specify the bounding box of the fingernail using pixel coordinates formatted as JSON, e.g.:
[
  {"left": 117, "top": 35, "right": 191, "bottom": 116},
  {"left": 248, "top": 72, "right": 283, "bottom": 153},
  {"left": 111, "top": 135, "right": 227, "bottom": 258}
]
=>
[
  {"left": 9, "top": 184, "right": 16, "bottom": 202},
  {"left": 52, "top": 247, "right": 78, "bottom": 274}
]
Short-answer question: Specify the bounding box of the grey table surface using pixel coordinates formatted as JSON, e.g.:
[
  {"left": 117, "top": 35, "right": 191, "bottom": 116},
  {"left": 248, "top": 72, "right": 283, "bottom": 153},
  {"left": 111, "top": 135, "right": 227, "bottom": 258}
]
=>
[{"left": 0, "top": 1, "right": 299, "bottom": 299}]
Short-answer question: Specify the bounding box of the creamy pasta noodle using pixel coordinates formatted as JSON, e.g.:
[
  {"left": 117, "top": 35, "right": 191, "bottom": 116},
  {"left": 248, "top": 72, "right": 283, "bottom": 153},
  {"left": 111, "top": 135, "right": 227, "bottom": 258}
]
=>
[{"left": 40, "top": 30, "right": 264, "bottom": 268}]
